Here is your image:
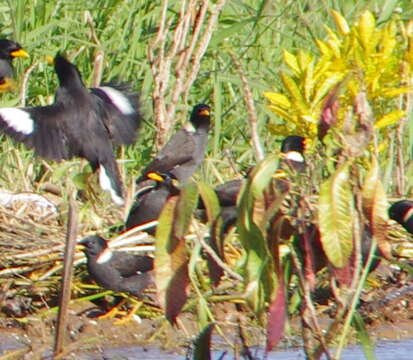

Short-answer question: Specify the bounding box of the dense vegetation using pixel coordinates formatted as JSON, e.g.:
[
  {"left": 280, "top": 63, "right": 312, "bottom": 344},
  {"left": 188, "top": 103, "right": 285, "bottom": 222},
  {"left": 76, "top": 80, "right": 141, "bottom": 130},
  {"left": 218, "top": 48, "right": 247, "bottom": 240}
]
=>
[{"left": 1, "top": 1, "right": 413, "bottom": 359}]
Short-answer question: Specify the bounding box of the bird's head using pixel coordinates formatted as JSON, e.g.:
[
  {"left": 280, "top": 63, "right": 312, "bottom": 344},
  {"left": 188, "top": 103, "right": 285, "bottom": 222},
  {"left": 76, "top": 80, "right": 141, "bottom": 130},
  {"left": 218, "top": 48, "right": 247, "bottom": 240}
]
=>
[
  {"left": 190, "top": 103, "right": 211, "bottom": 129},
  {"left": 78, "top": 235, "right": 107, "bottom": 257},
  {"left": 53, "top": 53, "right": 84, "bottom": 88},
  {"left": 0, "top": 39, "right": 29, "bottom": 60}
]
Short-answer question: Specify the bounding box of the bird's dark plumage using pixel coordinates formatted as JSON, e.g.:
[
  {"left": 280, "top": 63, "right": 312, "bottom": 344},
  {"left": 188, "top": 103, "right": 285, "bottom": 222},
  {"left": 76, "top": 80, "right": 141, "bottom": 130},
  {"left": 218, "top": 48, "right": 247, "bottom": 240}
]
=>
[
  {"left": 0, "top": 39, "right": 28, "bottom": 92},
  {"left": 0, "top": 54, "right": 141, "bottom": 205},
  {"left": 140, "top": 104, "right": 211, "bottom": 183},
  {"left": 79, "top": 235, "right": 154, "bottom": 297},
  {"left": 125, "top": 171, "right": 180, "bottom": 235},
  {"left": 389, "top": 200, "right": 413, "bottom": 234},
  {"left": 280, "top": 135, "right": 306, "bottom": 172}
]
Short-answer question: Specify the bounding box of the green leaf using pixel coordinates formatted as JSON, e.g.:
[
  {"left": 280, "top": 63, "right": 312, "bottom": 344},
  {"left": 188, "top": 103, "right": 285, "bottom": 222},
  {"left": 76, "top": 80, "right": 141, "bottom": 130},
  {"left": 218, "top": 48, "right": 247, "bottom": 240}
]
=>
[
  {"left": 318, "top": 162, "right": 354, "bottom": 268},
  {"left": 197, "top": 182, "right": 220, "bottom": 223},
  {"left": 237, "top": 155, "right": 280, "bottom": 314}
]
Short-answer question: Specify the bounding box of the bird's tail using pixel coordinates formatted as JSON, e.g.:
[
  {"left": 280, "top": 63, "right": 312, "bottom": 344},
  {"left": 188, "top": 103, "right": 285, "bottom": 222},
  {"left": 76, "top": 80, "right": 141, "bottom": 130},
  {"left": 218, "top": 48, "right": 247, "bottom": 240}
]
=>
[{"left": 98, "top": 157, "right": 124, "bottom": 206}]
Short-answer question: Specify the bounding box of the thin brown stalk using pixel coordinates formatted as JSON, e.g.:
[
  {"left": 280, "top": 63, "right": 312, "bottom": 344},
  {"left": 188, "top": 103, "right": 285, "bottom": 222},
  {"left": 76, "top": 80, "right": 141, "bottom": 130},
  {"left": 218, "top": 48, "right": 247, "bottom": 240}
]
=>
[
  {"left": 230, "top": 53, "right": 265, "bottom": 162},
  {"left": 54, "top": 192, "right": 79, "bottom": 356}
]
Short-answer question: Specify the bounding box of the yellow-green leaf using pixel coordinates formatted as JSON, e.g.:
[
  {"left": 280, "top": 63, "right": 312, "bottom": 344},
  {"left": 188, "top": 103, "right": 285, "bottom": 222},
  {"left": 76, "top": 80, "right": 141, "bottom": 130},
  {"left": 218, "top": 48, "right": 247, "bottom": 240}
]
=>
[
  {"left": 263, "top": 91, "right": 291, "bottom": 109},
  {"left": 374, "top": 110, "right": 405, "bottom": 129},
  {"left": 312, "top": 72, "right": 344, "bottom": 106},
  {"left": 358, "top": 10, "right": 376, "bottom": 52},
  {"left": 283, "top": 50, "right": 300, "bottom": 75},
  {"left": 280, "top": 72, "right": 306, "bottom": 106},
  {"left": 331, "top": 10, "right": 350, "bottom": 35},
  {"left": 297, "top": 50, "right": 313, "bottom": 71},
  {"left": 318, "top": 162, "right": 354, "bottom": 268},
  {"left": 267, "top": 105, "right": 291, "bottom": 121},
  {"left": 316, "top": 39, "right": 332, "bottom": 57},
  {"left": 380, "top": 87, "right": 410, "bottom": 98}
]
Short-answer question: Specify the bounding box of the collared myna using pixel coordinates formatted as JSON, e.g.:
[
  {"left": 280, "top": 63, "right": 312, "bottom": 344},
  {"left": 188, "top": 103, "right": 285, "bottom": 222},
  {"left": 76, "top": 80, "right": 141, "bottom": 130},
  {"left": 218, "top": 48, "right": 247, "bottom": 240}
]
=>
[
  {"left": 0, "top": 39, "right": 29, "bottom": 92},
  {"left": 389, "top": 200, "right": 413, "bottom": 234},
  {"left": 140, "top": 103, "right": 211, "bottom": 183},
  {"left": 0, "top": 54, "right": 141, "bottom": 205},
  {"left": 280, "top": 135, "right": 306, "bottom": 172},
  {"left": 79, "top": 235, "right": 153, "bottom": 296},
  {"left": 79, "top": 235, "right": 154, "bottom": 322},
  {"left": 125, "top": 171, "right": 180, "bottom": 235}
]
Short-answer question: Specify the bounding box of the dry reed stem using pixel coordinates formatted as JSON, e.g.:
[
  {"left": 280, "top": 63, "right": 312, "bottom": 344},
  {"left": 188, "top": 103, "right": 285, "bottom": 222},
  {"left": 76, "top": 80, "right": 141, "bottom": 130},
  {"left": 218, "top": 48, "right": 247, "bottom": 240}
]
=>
[{"left": 148, "top": 0, "right": 227, "bottom": 148}]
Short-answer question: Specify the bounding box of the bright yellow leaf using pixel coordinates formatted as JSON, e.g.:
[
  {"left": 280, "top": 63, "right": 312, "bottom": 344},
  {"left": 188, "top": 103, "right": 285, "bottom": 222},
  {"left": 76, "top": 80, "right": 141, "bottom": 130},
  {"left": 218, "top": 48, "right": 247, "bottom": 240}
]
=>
[
  {"left": 331, "top": 10, "right": 350, "bottom": 35},
  {"left": 374, "top": 110, "right": 406, "bottom": 129},
  {"left": 358, "top": 10, "right": 376, "bottom": 52},
  {"left": 283, "top": 50, "right": 300, "bottom": 75},
  {"left": 263, "top": 91, "right": 291, "bottom": 109}
]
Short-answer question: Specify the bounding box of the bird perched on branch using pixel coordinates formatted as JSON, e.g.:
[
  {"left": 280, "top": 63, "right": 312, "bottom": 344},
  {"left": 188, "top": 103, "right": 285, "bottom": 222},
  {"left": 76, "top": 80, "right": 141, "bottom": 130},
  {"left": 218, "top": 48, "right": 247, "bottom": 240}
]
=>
[
  {"left": 140, "top": 103, "right": 211, "bottom": 184},
  {"left": 0, "top": 39, "right": 29, "bottom": 92},
  {"left": 0, "top": 54, "right": 141, "bottom": 205},
  {"left": 125, "top": 171, "right": 180, "bottom": 235}
]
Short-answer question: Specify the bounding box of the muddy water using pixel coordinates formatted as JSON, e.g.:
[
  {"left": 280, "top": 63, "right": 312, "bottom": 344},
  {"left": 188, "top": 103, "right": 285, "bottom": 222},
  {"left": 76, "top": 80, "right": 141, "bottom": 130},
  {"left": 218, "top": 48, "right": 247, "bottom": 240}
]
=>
[
  {"left": 60, "top": 339, "right": 413, "bottom": 359},
  {"left": 81, "top": 340, "right": 413, "bottom": 359},
  {"left": 2, "top": 333, "right": 413, "bottom": 359}
]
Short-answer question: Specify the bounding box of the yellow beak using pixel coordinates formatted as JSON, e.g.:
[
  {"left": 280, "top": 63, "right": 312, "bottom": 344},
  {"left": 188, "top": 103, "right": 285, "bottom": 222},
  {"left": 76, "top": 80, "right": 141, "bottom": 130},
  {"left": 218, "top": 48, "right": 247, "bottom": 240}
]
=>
[
  {"left": 199, "top": 109, "right": 210, "bottom": 116},
  {"left": 11, "top": 49, "right": 29, "bottom": 59},
  {"left": 147, "top": 172, "right": 165, "bottom": 182}
]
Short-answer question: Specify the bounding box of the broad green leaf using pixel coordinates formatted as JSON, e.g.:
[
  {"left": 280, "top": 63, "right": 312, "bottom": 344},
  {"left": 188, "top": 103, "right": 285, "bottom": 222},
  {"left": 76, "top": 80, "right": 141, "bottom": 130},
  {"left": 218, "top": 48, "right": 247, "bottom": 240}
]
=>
[
  {"left": 173, "top": 182, "right": 199, "bottom": 238},
  {"left": 318, "top": 162, "right": 354, "bottom": 268},
  {"left": 237, "top": 155, "right": 280, "bottom": 314},
  {"left": 197, "top": 182, "right": 220, "bottom": 223},
  {"left": 361, "top": 157, "right": 391, "bottom": 259}
]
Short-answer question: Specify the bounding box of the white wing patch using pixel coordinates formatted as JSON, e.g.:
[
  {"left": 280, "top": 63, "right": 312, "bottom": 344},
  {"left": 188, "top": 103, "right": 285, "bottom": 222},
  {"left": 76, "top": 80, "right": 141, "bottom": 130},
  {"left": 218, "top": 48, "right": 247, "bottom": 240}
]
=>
[
  {"left": 99, "top": 165, "right": 124, "bottom": 206},
  {"left": 284, "top": 151, "right": 304, "bottom": 163},
  {"left": 0, "top": 108, "right": 34, "bottom": 134},
  {"left": 98, "top": 86, "right": 135, "bottom": 115},
  {"left": 97, "top": 248, "right": 113, "bottom": 264}
]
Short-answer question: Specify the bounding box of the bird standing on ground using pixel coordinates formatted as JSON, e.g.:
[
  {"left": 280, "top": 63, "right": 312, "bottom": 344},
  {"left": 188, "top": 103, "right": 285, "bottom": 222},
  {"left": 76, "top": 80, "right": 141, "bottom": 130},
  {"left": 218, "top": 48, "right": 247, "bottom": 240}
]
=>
[
  {"left": 79, "top": 235, "right": 154, "bottom": 297},
  {"left": 79, "top": 235, "right": 154, "bottom": 323},
  {"left": 0, "top": 54, "right": 141, "bottom": 205},
  {"left": 0, "top": 39, "right": 29, "bottom": 93},
  {"left": 140, "top": 103, "right": 211, "bottom": 183},
  {"left": 125, "top": 171, "right": 180, "bottom": 234}
]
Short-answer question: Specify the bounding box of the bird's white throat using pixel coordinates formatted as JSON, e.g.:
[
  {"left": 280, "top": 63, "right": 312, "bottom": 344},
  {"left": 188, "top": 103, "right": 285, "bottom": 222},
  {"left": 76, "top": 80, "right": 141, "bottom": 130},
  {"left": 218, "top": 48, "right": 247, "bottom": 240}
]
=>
[{"left": 97, "top": 248, "right": 113, "bottom": 264}]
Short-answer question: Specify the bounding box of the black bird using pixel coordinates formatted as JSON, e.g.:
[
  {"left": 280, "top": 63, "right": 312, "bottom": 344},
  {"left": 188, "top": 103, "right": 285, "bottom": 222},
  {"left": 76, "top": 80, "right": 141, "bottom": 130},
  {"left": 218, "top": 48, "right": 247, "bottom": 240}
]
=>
[
  {"left": 389, "top": 200, "right": 413, "bottom": 234},
  {"left": 280, "top": 135, "right": 306, "bottom": 172},
  {"left": 0, "top": 54, "right": 141, "bottom": 205},
  {"left": 0, "top": 39, "right": 29, "bottom": 92},
  {"left": 125, "top": 171, "right": 180, "bottom": 235},
  {"left": 79, "top": 235, "right": 154, "bottom": 297},
  {"left": 140, "top": 104, "right": 211, "bottom": 183}
]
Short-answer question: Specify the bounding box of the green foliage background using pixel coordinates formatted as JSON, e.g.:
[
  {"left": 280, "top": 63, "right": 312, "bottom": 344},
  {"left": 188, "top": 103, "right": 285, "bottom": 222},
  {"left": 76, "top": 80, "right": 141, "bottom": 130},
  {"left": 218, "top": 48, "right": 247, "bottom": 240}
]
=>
[{"left": 1, "top": 0, "right": 412, "bottom": 200}]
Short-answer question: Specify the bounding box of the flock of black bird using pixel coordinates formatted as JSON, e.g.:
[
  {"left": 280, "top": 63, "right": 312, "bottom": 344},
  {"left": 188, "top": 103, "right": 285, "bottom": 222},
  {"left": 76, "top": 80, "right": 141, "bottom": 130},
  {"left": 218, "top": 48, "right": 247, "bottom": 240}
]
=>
[{"left": 1, "top": 39, "right": 413, "bottom": 319}]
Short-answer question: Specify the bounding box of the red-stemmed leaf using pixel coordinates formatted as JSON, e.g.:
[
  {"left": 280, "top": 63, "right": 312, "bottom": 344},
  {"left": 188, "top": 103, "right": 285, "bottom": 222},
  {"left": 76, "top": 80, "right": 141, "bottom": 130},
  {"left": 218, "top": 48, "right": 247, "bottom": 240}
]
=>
[{"left": 266, "top": 281, "right": 286, "bottom": 352}]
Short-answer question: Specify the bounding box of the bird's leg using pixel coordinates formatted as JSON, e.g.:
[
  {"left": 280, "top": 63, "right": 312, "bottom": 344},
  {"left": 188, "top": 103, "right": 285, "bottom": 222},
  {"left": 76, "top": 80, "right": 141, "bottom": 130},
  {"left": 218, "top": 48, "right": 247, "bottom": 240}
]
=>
[
  {"left": 113, "top": 298, "right": 143, "bottom": 325},
  {"left": 97, "top": 298, "right": 128, "bottom": 319}
]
